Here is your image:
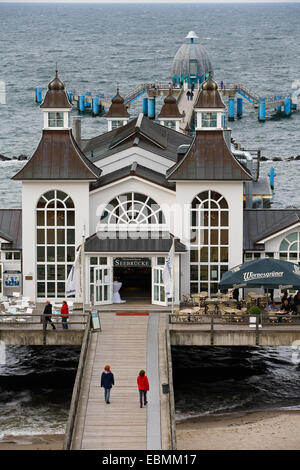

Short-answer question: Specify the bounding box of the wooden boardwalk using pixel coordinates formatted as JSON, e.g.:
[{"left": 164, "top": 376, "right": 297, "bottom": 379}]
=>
[
  {"left": 177, "top": 88, "right": 199, "bottom": 132},
  {"left": 71, "top": 311, "right": 151, "bottom": 450}
]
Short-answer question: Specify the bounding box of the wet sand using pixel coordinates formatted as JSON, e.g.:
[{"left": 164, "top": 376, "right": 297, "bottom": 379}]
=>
[
  {"left": 176, "top": 410, "right": 300, "bottom": 450},
  {"left": 0, "top": 434, "right": 64, "bottom": 450}
]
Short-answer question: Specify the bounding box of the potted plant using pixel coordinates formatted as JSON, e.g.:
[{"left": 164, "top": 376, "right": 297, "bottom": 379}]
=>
[{"left": 248, "top": 306, "right": 261, "bottom": 316}]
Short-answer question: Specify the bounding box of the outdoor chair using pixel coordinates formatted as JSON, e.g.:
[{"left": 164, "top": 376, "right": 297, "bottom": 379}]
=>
[{"left": 268, "top": 312, "right": 278, "bottom": 324}]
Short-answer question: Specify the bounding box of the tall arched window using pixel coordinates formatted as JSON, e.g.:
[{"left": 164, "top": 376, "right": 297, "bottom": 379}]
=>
[
  {"left": 279, "top": 232, "right": 300, "bottom": 262},
  {"left": 36, "top": 190, "right": 75, "bottom": 298},
  {"left": 100, "top": 192, "right": 166, "bottom": 229},
  {"left": 190, "top": 190, "right": 229, "bottom": 295}
]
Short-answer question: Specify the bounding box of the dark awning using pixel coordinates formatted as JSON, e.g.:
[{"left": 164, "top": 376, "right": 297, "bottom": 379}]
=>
[
  {"left": 85, "top": 233, "right": 187, "bottom": 253},
  {"left": 219, "top": 258, "right": 300, "bottom": 289}
]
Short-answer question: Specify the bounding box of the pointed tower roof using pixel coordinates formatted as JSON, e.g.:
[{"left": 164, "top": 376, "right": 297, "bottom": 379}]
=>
[
  {"left": 166, "top": 130, "right": 252, "bottom": 181},
  {"left": 158, "top": 90, "right": 182, "bottom": 119},
  {"left": 194, "top": 73, "right": 225, "bottom": 109},
  {"left": 106, "top": 89, "right": 130, "bottom": 118},
  {"left": 13, "top": 129, "right": 101, "bottom": 181},
  {"left": 40, "top": 70, "right": 72, "bottom": 109}
]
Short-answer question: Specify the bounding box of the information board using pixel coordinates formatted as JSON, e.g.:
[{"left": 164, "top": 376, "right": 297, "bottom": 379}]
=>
[{"left": 91, "top": 310, "right": 101, "bottom": 331}]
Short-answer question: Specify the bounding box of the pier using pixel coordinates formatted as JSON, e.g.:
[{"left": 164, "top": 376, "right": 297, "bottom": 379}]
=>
[
  {"left": 2, "top": 306, "right": 300, "bottom": 449},
  {"left": 221, "top": 82, "right": 297, "bottom": 121},
  {"left": 64, "top": 307, "right": 175, "bottom": 450},
  {"left": 35, "top": 79, "right": 297, "bottom": 124}
]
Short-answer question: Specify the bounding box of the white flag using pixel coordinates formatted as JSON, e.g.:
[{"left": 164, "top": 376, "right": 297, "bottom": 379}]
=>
[
  {"left": 66, "top": 246, "right": 81, "bottom": 297},
  {"left": 163, "top": 240, "right": 175, "bottom": 297}
]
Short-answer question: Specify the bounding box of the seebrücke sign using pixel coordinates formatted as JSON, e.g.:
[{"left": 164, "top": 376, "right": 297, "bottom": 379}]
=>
[{"left": 114, "top": 257, "right": 152, "bottom": 268}]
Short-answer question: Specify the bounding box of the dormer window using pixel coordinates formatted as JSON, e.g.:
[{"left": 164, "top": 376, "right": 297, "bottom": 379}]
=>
[
  {"left": 48, "top": 112, "right": 64, "bottom": 127},
  {"left": 202, "top": 112, "right": 217, "bottom": 127}
]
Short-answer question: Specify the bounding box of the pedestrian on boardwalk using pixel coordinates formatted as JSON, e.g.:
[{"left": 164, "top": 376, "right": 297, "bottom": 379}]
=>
[
  {"left": 220, "top": 80, "right": 223, "bottom": 89},
  {"left": 190, "top": 91, "right": 194, "bottom": 100},
  {"left": 191, "top": 82, "right": 195, "bottom": 92},
  {"left": 186, "top": 90, "right": 191, "bottom": 101},
  {"left": 182, "top": 110, "right": 186, "bottom": 123},
  {"left": 60, "top": 300, "right": 69, "bottom": 330},
  {"left": 43, "top": 300, "right": 56, "bottom": 330},
  {"left": 137, "top": 370, "right": 149, "bottom": 408},
  {"left": 101, "top": 365, "right": 114, "bottom": 404}
]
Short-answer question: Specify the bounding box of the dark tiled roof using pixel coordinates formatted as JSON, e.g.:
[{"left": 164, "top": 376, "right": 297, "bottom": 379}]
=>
[
  {"left": 40, "top": 72, "right": 72, "bottom": 109},
  {"left": 0, "top": 209, "right": 22, "bottom": 250},
  {"left": 167, "top": 131, "right": 252, "bottom": 181},
  {"left": 85, "top": 234, "right": 187, "bottom": 253},
  {"left": 194, "top": 77, "right": 225, "bottom": 109},
  {"left": 243, "top": 209, "right": 300, "bottom": 250},
  {"left": 158, "top": 92, "right": 182, "bottom": 119},
  {"left": 13, "top": 130, "right": 101, "bottom": 181},
  {"left": 106, "top": 90, "right": 130, "bottom": 118},
  {"left": 90, "top": 162, "right": 175, "bottom": 192},
  {"left": 80, "top": 115, "right": 193, "bottom": 163}
]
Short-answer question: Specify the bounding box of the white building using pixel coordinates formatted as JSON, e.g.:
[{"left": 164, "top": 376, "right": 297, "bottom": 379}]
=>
[{"left": 1, "top": 71, "right": 299, "bottom": 305}]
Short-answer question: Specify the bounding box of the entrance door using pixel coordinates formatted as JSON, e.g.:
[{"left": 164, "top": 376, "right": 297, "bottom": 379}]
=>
[
  {"left": 94, "top": 266, "right": 112, "bottom": 305},
  {"left": 152, "top": 266, "right": 167, "bottom": 306}
]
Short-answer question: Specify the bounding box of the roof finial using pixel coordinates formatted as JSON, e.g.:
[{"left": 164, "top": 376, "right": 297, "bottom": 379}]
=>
[{"left": 55, "top": 62, "right": 58, "bottom": 78}]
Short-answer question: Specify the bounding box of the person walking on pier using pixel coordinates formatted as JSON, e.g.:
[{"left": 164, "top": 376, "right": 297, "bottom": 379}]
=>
[
  {"left": 137, "top": 370, "right": 149, "bottom": 408},
  {"left": 60, "top": 300, "right": 69, "bottom": 330},
  {"left": 42, "top": 300, "right": 56, "bottom": 330},
  {"left": 101, "top": 365, "right": 114, "bottom": 404}
]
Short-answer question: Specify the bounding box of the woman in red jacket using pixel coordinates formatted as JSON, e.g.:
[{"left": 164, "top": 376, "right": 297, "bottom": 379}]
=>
[
  {"left": 137, "top": 370, "right": 149, "bottom": 408},
  {"left": 61, "top": 300, "right": 69, "bottom": 330}
]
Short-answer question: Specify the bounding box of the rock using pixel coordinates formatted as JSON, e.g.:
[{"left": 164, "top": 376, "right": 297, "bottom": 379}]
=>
[
  {"left": 295, "top": 155, "right": 300, "bottom": 160},
  {"left": 0, "top": 154, "right": 11, "bottom": 161},
  {"left": 260, "top": 156, "right": 269, "bottom": 161},
  {"left": 17, "top": 154, "right": 28, "bottom": 161},
  {"left": 272, "top": 157, "right": 282, "bottom": 161},
  {"left": 287, "top": 157, "right": 295, "bottom": 161}
]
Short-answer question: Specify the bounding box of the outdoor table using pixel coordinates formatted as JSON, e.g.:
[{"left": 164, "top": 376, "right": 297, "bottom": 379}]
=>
[{"left": 179, "top": 309, "right": 194, "bottom": 314}]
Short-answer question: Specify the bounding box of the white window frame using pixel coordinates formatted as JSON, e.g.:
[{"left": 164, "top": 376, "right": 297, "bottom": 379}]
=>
[
  {"left": 190, "top": 190, "right": 229, "bottom": 296},
  {"left": 36, "top": 190, "right": 75, "bottom": 300}
]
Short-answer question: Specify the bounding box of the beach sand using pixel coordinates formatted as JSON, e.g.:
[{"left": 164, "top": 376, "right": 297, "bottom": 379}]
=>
[
  {"left": 176, "top": 411, "right": 300, "bottom": 450},
  {"left": 0, "top": 434, "right": 64, "bottom": 450}
]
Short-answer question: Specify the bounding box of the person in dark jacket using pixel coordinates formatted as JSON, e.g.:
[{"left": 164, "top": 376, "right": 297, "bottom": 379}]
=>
[
  {"left": 293, "top": 291, "right": 300, "bottom": 314},
  {"left": 101, "top": 365, "right": 114, "bottom": 404},
  {"left": 43, "top": 300, "right": 56, "bottom": 330},
  {"left": 137, "top": 370, "right": 149, "bottom": 408}
]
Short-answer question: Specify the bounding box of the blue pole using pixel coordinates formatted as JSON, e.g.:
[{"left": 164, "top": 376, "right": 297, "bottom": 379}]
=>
[
  {"left": 92, "top": 97, "right": 99, "bottom": 117},
  {"left": 148, "top": 97, "right": 155, "bottom": 119},
  {"left": 78, "top": 95, "right": 85, "bottom": 113},
  {"left": 228, "top": 98, "right": 235, "bottom": 121},
  {"left": 269, "top": 167, "right": 275, "bottom": 190},
  {"left": 275, "top": 94, "right": 281, "bottom": 112},
  {"left": 142, "top": 97, "right": 148, "bottom": 115},
  {"left": 237, "top": 97, "right": 243, "bottom": 118},
  {"left": 35, "top": 87, "right": 42, "bottom": 104},
  {"left": 258, "top": 100, "right": 266, "bottom": 122},
  {"left": 284, "top": 97, "right": 291, "bottom": 116}
]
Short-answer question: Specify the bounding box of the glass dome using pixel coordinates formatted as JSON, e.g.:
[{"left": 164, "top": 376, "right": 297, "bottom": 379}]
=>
[{"left": 171, "top": 34, "right": 213, "bottom": 84}]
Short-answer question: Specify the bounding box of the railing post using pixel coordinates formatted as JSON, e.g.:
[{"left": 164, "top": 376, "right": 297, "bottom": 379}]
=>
[
  {"left": 256, "top": 315, "right": 260, "bottom": 346},
  {"left": 210, "top": 315, "right": 214, "bottom": 346}
]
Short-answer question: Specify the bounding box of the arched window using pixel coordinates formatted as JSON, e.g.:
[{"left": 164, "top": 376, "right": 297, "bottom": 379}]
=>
[
  {"left": 100, "top": 192, "right": 166, "bottom": 229},
  {"left": 279, "top": 232, "right": 300, "bottom": 262},
  {"left": 36, "top": 190, "right": 75, "bottom": 298},
  {"left": 190, "top": 190, "right": 229, "bottom": 295}
]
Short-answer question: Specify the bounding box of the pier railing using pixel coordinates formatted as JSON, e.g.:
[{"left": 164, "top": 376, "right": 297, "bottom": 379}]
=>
[
  {"left": 0, "top": 313, "right": 90, "bottom": 329},
  {"left": 169, "top": 313, "right": 300, "bottom": 326},
  {"left": 169, "top": 313, "right": 300, "bottom": 346},
  {"left": 63, "top": 312, "right": 92, "bottom": 450}
]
